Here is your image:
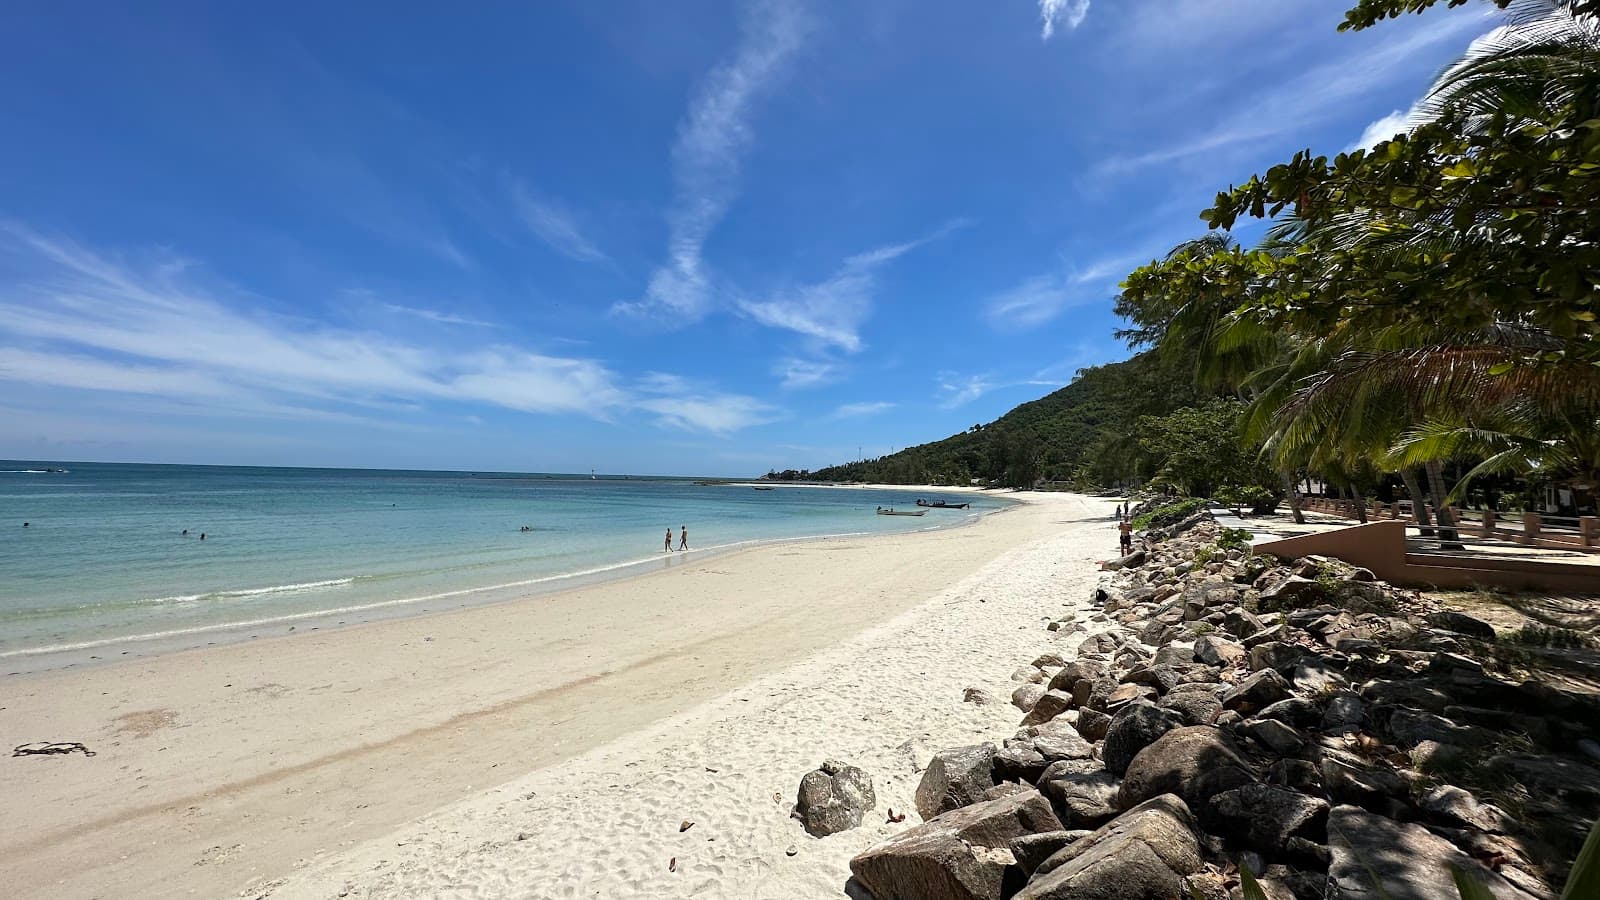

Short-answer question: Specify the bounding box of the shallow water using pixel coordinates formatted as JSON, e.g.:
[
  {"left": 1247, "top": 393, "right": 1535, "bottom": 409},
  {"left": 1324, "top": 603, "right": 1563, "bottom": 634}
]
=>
[{"left": 0, "top": 462, "right": 1001, "bottom": 657}]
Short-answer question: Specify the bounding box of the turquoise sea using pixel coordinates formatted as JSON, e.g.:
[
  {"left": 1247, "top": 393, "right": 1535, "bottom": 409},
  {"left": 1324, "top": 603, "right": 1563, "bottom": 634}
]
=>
[{"left": 0, "top": 462, "right": 1004, "bottom": 660}]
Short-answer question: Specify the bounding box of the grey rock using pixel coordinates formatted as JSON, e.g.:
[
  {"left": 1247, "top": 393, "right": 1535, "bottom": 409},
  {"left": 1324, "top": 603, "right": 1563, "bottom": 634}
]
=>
[
  {"left": 1047, "top": 659, "right": 1107, "bottom": 694},
  {"left": 1010, "top": 830, "right": 1091, "bottom": 876},
  {"left": 1292, "top": 656, "right": 1348, "bottom": 693},
  {"left": 994, "top": 744, "right": 1049, "bottom": 785},
  {"left": 1194, "top": 635, "right": 1246, "bottom": 666},
  {"left": 1040, "top": 770, "right": 1122, "bottom": 829},
  {"left": 1158, "top": 689, "right": 1223, "bottom": 727},
  {"left": 1103, "top": 702, "right": 1184, "bottom": 776},
  {"left": 1223, "top": 608, "right": 1265, "bottom": 639},
  {"left": 1258, "top": 576, "right": 1326, "bottom": 612},
  {"left": 1266, "top": 758, "right": 1323, "bottom": 795},
  {"left": 1322, "top": 692, "right": 1365, "bottom": 733},
  {"left": 1384, "top": 708, "right": 1496, "bottom": 750},
  {"left": 1033, "top": 727, "right": 1095, "bottom": 763},
  {"left": 1247, "top": 642, "right": 1305, "bottom": 675},
  {"left": 1012, "top": 665, "right": 1046, "bottom": 684},
  {"left": 963, "top": 687, "right": 999, "bottom": 706},
  {"left": 1327, "top": 805, "right": 1538, "bottom": 900},
  {"left": 1012, "top": 682, "right": 1046, "bottom": 713},
  {"left": 850, "top": 788, "right": 1063, "bottom": 900},
  {"left": 1018, "top": 794, "right": 1203, "bottom": 900},
  {"left": 1203, "top": 783, "right": 1328, "bottom": 853},
  {"left": 1242, "top": 718, "right": 1304, "bottom": 755},
  {"left": 1032, "top": 652, "right": 1070, "bottom": 669},
  {"left": 1105, "top": 550, "right": 1147, "bottom": 571},
  {"left": 1074, "top": 707, "right": 1111, "bottom": 742},
  {"left": 1321, "top": 752, "right": 1407, "bottom": 812},
  {"left": 796, "top": 760, "right": 876, "bottom": 837},
  {"left": 1257, "top": 696, "right": 1323, "bottom": 729},
  {"left": 1426, "top": 610, "right": 1497, "bottom": 640},
  {"left": 1419, "top": 784, "right": 1513, "bottom": 834},
  {"left": 1222, "top": 669, "right": 1291, "bottom": 715},
  {"left": 1021, "top": 690, "right": 1075, "bottom": 727},
  {"left": 915, "top": 744, "right": 997, "bottom": 821},
  {"left": 1119, "top": 726, "right": 1256, "bottom": 810},
  {"left": 1080, "top": 630, "right": 1125, "bottom": 655}
]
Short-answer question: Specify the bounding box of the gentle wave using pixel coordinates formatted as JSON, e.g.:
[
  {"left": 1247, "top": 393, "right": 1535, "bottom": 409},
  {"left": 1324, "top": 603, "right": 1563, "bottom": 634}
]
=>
[
  {"left": 134, "top": 577, "right": 358, "bottom": 607},
  {"left": 1, "top": 469, "right": 51, "bottom": 474},
  {"left": 0, "top": 533, "right": 875, "bottom": 660}
]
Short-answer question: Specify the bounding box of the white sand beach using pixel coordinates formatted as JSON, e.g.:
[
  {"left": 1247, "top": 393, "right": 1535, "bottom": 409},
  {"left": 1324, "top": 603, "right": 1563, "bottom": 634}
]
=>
[{"left": 0, "top": 490, "right": 1115, "bottom": 899}]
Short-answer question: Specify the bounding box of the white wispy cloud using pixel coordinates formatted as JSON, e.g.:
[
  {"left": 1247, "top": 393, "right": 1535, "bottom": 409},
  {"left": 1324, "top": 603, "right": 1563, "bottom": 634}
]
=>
[
  {"left": 1039, "top": 0, "right": 1090, "bottom": 40},
  {"left": 1348, "top": 106, "right": 1417, "bottom": 152},
  {"left": 0, "top": 225, "right": 772, "bottom": 435},
  {"left": 982, "top": 251, "right": 1137, "bottom": 330},
  {"left": 1095, "top": 11, "right": 1487, "bottom": 176},
  {"left": 380, "top": 303, "right": 495, "bottom": 328},
  {"left": 740, "top": 219, "right": 968, "bottom": 352},
  {"left": 510, "top": 181, "right": 607, "bottom": 262},
  {"left": 773, "top": 357, "right": 839, "bottom": 390},
  {"left": 615, "top": 0, "right": 811, "bottom": 322},
  {"left": 833, "top": 401, "right": 894, "bottom": 419},
  {"left": 937, "top": 372, "right": 998, "bottom": 409}
]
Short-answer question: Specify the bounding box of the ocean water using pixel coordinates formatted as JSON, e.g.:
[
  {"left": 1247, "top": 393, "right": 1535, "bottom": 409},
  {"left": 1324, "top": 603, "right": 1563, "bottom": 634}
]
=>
[{"left": 0, "top": 462, "right": 1005, "bottom": 659}]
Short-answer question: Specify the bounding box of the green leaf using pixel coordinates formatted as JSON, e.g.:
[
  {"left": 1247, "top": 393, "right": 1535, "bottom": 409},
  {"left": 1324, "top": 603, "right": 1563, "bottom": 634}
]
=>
[
  {"left": 1561, "top": 815, "right": 1600, "bottom": 900},
  {"left": 1238, "top": 864, "right": 1271, "bottom": 900},
  {"left": 1487, "top": 362, "right": 1515, "bottom": 376},
  {"left": 1450, "top": 866, "right": 1498, "bottom": 900}
]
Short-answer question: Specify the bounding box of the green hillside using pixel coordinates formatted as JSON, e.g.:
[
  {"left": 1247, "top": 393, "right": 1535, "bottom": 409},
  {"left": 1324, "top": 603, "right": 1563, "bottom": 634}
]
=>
[{"left": 797, "top": 350, "right": 1209, "bottom": 488}]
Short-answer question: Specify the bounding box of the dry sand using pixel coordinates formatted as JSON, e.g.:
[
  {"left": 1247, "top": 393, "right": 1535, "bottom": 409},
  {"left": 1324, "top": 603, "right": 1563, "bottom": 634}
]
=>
[{"left": 0, "top": 490, "right": 1115, "bottom": 899}]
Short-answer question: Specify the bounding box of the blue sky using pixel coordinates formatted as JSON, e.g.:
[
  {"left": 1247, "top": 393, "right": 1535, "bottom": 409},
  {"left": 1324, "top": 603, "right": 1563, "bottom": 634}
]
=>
[{"left": 0, "top": 1, "right": 1492, "bottom": 475}]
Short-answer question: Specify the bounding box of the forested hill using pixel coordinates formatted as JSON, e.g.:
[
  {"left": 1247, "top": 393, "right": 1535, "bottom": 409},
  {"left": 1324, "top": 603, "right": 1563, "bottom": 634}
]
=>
[{"left": 799, "top": 350, "right": 1210, "bottom": 488}]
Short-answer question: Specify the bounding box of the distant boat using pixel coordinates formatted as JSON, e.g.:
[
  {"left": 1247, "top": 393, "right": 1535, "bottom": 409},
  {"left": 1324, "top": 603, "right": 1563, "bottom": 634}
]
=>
[
  {"left": 916, "top": 499, "right": 969, "bottom": 509},
  {"left": 876, "top": 507, "right": 927, "bottom": 516},
  {"left": 591, "top": 469, "right": 597, "bottom": 480},
  {"left": 753, "top": 486, "right": 776, "bottom": 491}
]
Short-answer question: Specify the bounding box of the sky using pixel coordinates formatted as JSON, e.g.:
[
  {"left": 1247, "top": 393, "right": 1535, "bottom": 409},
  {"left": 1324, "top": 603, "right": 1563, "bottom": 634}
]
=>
[{"left": 0, "top": 0, "right": 1494, "bottom": 475}]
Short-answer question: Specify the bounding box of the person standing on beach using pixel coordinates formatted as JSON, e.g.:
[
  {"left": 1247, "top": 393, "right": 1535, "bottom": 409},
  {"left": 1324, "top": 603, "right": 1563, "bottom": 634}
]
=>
[
  {"left": 1117, "top": 519, "right": 1132, "bottom": 555},
  {"left": 678, "top": 525, "right": 688, "bottom": 551},
  {"left": 665, "top": 528, "right": 673, "bottom": 552}
]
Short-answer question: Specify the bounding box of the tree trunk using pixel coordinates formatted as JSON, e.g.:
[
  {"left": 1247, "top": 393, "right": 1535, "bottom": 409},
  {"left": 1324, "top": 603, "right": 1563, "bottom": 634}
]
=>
[
  {"left": 1400, "top": 468, "right": 1434, "bottom": 536},
  {"left": 1351, "top": 485, "right": 1369, "bottom": 523},
  {"left": 1424, "top": 460, "right": 1463, "bottom": 549},
  {"left": 1281, "top": 471, "right": 1306, "bottom": 524}
]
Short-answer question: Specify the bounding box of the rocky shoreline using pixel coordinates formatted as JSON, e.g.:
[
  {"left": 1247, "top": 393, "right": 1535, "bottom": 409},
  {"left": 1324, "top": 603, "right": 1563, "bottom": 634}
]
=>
[{"left": 805, "top": 505, "right": 1600, "bottom": 900}]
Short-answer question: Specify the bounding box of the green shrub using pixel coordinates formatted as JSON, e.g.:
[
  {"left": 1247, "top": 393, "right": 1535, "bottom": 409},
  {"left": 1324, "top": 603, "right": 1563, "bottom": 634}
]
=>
[{"left": 1131, "top": 497, "right": 1207, "bottom": 531}]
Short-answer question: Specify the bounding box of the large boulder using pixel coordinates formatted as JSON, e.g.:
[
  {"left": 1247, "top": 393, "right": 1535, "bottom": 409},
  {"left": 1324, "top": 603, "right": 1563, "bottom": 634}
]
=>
[
  {"left": 795, "top": 760, "right": 876, "bottom": 837},
  {"left": 1017, "top": 794, "right": 1204, "bottom": 900},
  {"left": 1158, "top": 686, "right": 1222, "bottom": 727},
  {"left": 1193, "top": 634, "right": 1245, "bottom": 667},
  {"left": 1202, "top": 783, "right": 1328, "bottom": 853},
  {"left": 1047, "top": 659, "right": 1108, "bottom": 694},
  {"left": 1326, "top": 805, "right": 1540, "bottom": 899},
  {"left": 1010, "top": 831, "right": 1091, "bottom": 876},
  {"left": 1257, "top": 576, "right": 1326, "bottom": 612},
  {"left": 1419, "top": 784, "right": 1514, "bottom": 834},
  {"left": 916, "top": 744, "right": 997, "bottom": 821},
  {"left": 1021, "top": 691, "right": 1075, "bottom": 727},
  {"left": 1039, "top": 770, "right": 1121, "bottom": 829},
  {"left": 1222, "top": 669, "right": 1291, "bottom": 715},
  {"left": 1426, "top": 610, "right": 1496, "bottom": 640},
  {"left": 1119, "top": 726, "right": 1256, "bottom": 809},
  {"left": 1013, "top": 682, "right": 1046, "bottom": 713},
  {"left": 850, "top": 789, "right": 1063, "bottom": 900},
  {"left": 1247, "top": 642, "right": 1305, "bottom": 675},
  {"left": 1102, "top": 702, "right": 1183, "bottom": 776}
]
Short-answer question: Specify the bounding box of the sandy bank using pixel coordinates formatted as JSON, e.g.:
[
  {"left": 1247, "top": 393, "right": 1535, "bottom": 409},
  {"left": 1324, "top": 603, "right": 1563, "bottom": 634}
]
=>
[
  {"left": 266, "top": 492, "right": 1116, "bottom": 899},
  {"left": 0, "top": 491, "right": 1111, "bottom": 898}
]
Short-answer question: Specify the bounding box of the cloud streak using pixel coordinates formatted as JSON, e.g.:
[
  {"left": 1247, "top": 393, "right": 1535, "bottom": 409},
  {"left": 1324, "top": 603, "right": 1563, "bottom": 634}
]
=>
[
  {"left": 511, "top": 181, "right": 607, "bottom": 262},
  {"left": 616, "top": 0, "right": 810, "bottom": 322},
  {"left": 740, "top": 219, "right": 968, "bottom": 352},
  {"left": 833, "top": 401, "right": 894, "bottom": 419},
  {"left": 0, "top": 226, "right": 773, "bottom": 435},
  {"left": 1039, "top": 0, "right": 1090, "bottom": 40}
]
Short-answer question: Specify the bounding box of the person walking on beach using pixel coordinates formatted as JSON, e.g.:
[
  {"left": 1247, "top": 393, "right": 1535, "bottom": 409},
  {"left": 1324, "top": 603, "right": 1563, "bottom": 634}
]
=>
[
  {"left": 665, "top": 528, "right": 673, "bottom": 552},
  {"left": 1117, "top": 519, "right": 1132, "bottom": 556},
  {"left": 678, "top": 525, "right": 688, "bottom": 551}
]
